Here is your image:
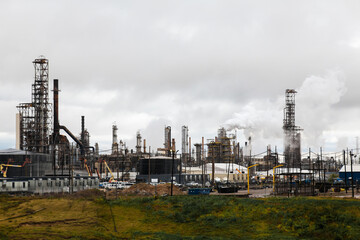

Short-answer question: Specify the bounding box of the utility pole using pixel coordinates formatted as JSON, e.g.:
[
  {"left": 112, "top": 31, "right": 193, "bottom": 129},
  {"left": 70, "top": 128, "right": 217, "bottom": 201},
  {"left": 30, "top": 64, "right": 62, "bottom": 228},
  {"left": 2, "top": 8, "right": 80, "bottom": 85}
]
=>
[
  {"left": 117, "top": 151, "right": 119, "bottom": 180},
  {"left": 212, "top": 145, "right": 215, "bottom": 186},
  {"left": 343, "top": 150, "right": 347, "bottom": 193},
  {"left": 179, "top": 154, "right": 182, "bottom": 185},
  {"left": 148, "top": 146, "right": 151, "bottom": 184},
  {"left": 350, "top": 151, "right": 354, "bottom": 198},
  {"left": 202, "top": 137, "right": 205, "bottom": 188},
  {"left": 266, "top": 146, "right": 269, "bottom": 183},
  {"left": 170, "top": 149, "right": 179, "bottom": 196}
]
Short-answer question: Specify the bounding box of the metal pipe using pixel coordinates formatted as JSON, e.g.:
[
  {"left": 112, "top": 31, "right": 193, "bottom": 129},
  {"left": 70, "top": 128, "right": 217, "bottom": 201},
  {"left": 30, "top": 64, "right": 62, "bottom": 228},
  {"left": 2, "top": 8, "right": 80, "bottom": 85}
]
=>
[
  {"left": 59, "top": 125, "right": 84, "bottom": 150},
  {"left": 53, "top": 79, "right": 59, "bottom": 176},
  {"left": 53, "top": 79, "right": 59, "bottom": 136},
  {"left": 247, "top": 164, "right": 259, "bottom": 194}
]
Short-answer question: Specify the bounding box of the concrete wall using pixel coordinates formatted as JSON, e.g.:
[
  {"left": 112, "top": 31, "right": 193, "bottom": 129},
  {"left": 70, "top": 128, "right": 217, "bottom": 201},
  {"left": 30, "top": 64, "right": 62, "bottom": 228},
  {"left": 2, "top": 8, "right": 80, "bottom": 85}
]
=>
[
  {"left": 136, "top": 173, "right": 211, "bottom": 184},
  {"left": 0, "top": 177, "right": 99, "bottom": 194},
  {"left": 0, "top": 180, "right": 28, "bottom": 192}
]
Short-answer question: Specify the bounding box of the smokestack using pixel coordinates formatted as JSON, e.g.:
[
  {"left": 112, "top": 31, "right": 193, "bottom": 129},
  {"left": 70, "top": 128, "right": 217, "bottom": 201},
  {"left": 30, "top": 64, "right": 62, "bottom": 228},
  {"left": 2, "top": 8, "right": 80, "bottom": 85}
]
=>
[
  {"left": 165, "top": 126, "right": 171, "bottom": 156},
  {"left": 181, "top": 126, "right": 189, "bottom": 154},
  {"left": 143, "top": 139, "right": 146, "bottom": 153},
  {"left": 172, "top": 138, "right": 176, "bottom": 152},
  {"left": 81, "top": 116, "right": 85, "bottom": 142},
  {"left": 95, "top": 143, "right": 99, "bottom": 156},
  {"left": 53, "top": 79, "right": 59, "bottom": 136},
  {"left": 189, "top": 137, "right": 191, "bottom": 161},
  {"left": 202, "top": 137, "right": 204, "bottom": 160},
  {"left": 112, "top": 124, "right": 118, "bottom": 144},
  {"left": 136, "top": 131, "right": 142, "bottom": 153}
]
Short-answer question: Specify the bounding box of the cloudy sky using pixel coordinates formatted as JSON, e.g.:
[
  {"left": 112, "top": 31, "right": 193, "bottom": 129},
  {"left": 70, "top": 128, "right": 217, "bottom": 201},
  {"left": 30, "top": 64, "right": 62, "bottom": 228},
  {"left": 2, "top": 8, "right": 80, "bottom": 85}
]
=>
[{"left": 1, "top": 0, "right": 360, "bottom": 155}]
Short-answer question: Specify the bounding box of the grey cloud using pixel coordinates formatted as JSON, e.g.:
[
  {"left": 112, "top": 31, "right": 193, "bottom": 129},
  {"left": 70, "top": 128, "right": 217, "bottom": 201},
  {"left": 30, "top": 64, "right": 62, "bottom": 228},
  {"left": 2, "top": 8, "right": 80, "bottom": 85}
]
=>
[{"left": 1, "top": 1, "right": 360, "bottom": 153}]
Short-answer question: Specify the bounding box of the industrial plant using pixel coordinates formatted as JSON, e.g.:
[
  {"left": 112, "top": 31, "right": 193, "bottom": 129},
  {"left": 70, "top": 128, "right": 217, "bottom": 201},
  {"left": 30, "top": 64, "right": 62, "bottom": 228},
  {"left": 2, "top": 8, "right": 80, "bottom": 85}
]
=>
[{"left": 1, "top": 56, "right": 359, "bottom": 197}]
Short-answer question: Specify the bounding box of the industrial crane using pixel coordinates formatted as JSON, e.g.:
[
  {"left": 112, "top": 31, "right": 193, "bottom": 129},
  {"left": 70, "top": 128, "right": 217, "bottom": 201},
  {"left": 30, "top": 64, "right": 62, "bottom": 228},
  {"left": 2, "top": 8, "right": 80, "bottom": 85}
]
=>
[
  {"left": 83, "top": 159, "right": 93, "bottom": 177},
  {"left": 0, "top": 158, "right": 31, "bottom": 178},
  {"left": 100, "top": 159, "right": 115, "bottom": 183}
]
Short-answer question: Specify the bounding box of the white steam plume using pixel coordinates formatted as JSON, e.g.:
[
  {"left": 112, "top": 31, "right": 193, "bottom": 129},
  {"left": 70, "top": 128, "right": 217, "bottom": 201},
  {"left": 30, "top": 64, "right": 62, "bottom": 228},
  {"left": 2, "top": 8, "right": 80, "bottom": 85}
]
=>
[
  {"left": 296, "top": 70, "right": 347, "bottom": 149},
  {"left": 224, "top": 70, "right": 347, "bottom": 153}
]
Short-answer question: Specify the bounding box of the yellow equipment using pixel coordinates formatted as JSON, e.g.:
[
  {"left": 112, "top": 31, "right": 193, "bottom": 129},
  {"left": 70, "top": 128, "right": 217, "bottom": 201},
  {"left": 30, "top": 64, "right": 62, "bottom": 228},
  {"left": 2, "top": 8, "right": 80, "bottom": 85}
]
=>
[
  {"left": 273, "top": 164, "right": 284, "bottom": 192},
  {"left": 83, "top": 159, "right": 93, "bottom": 177},
  {"left": 0, "top": 158, "right": 31, "bottom": 178},
  {"left": 247, "top": 164, "right": 259, "bottom": 194},
  {"left": 103, "top": 160, "right": 115, "bottom": 183},
  {"left": 1, "top": 164, "right": 23, "bottom": 177}
]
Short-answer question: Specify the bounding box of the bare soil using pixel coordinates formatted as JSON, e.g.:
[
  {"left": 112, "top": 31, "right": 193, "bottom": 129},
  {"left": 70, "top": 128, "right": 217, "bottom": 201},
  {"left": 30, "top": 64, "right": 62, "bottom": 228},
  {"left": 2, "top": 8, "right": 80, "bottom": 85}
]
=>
[{"left": 107, "top": 183, "right": 185, "bottom": 198}]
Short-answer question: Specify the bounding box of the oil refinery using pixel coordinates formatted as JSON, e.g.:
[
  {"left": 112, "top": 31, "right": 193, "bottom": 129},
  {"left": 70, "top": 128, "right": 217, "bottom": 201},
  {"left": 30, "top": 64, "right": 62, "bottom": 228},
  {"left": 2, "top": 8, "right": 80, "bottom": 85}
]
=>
[{"left": 0, "top": 56, "right": 358, "bottom": 197}]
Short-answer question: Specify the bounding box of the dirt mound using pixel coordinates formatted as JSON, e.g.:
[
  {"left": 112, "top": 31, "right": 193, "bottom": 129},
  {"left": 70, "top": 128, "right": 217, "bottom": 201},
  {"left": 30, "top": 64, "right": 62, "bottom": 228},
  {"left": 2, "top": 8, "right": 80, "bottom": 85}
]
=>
[
  {"left": 71, "top": 189, "right": 105, "bottom": 200},
  {"left": 108, "top": 183, "right": 185, "bottom": 197}
]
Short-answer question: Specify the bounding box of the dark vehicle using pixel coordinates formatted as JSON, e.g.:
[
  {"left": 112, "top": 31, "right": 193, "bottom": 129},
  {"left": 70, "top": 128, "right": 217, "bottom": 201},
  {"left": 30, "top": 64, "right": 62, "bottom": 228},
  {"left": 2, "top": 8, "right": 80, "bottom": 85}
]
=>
[{"left": 217, "top": 184, "right": 238, "bottom": 193}]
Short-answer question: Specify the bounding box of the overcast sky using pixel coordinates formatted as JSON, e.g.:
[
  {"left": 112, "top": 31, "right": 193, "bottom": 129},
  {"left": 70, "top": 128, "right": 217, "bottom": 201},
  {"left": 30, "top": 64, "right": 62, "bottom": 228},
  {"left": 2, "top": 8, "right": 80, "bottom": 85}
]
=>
[{"left": 1, "top": 0, "right": 360, "bottom": 155}]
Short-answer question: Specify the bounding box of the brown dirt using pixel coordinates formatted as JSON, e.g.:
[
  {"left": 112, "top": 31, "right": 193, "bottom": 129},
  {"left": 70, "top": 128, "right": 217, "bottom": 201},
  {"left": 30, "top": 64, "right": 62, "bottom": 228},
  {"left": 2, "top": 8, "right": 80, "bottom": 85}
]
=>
[
  {"left": 48, "top": 189, "right": 105, "bottom": 200},
  {"left": 107, "top": 183, "right": 185, "bottom": 198},
  {"left": 71, "top": 189, "right": 105, "bottom": 200}
]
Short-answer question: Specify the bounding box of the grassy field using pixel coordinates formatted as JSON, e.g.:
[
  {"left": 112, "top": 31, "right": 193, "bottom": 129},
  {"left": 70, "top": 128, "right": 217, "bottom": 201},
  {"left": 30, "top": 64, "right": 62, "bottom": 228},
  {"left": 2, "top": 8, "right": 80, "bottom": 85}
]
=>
[{"left": 0, "top": 190, "right": 359, "bottom": 239}]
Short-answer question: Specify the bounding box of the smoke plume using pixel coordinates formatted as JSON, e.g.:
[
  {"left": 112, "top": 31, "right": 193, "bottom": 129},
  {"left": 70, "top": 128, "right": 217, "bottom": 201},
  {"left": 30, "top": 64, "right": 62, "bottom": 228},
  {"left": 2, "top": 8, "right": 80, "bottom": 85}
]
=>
[{"left": 224, "top": 70, "right": 347, "bottom": 153}]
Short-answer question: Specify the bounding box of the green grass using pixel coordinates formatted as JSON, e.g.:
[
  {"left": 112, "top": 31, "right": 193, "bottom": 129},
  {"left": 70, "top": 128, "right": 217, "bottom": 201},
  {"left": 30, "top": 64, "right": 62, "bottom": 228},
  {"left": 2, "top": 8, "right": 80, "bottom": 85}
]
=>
[{"left": 0, "top": 192, "right": 359, "bottom": 239}]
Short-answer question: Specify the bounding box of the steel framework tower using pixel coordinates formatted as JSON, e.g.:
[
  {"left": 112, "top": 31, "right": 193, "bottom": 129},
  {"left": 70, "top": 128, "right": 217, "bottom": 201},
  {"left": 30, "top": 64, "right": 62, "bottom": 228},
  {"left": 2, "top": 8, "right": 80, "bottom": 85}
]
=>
[
  {"left": 32, "top": 57, "right": 51, "bottom": 152},
  {"left": 17, "top": 56, "right": 51, "bottom": 153},
  {"left": 283, "top": 89, "right": 302, "bottom": 167}
]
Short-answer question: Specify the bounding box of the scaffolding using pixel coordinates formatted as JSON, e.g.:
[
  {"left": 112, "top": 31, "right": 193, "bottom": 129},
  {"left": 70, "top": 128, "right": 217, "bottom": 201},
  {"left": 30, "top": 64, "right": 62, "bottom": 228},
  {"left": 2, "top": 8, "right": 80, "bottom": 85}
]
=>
[
  {"left": 16, "top": 103, "right": 35, "bottom": 151},
  {"left": 283, "top": 89, "right": 302, "bottom": 168},
  {"left": 17, "top": 56, "right": 51, "bottom": 153},
  {"left": 32, "top": 57, "right": 51, "bottom": 153}
]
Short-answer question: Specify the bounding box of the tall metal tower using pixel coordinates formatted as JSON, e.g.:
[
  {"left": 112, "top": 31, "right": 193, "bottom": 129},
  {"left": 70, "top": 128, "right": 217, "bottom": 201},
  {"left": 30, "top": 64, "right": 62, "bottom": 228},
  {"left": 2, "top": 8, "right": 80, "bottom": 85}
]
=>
[
  {"left": 136, "top": 131, "right": 142, "bottom": 153},
  {"left": 32, "top": 57, "right": 51, "bottom": 153},
  {"left": 181, "top": 126, "right": 189, "bottom": 154},
  {"left": 164, "top": 126, "right": 171, "bottom": 156},
  {"left": 283, "top": 89, "right": 302, "bottom": 167},
  {"left": 111, "top": 124, "right": 118, "bottom": 154},
  {"left": 17, "top": 56, "right": 51, "bottom": 153},
  {"left": 112, "top": 124, "right": 118, "bottom": 145}
]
